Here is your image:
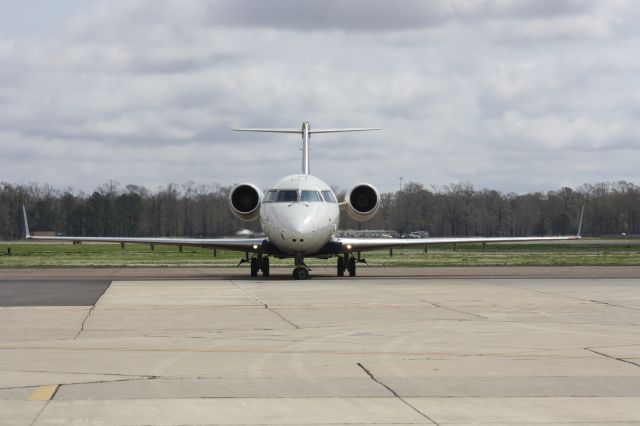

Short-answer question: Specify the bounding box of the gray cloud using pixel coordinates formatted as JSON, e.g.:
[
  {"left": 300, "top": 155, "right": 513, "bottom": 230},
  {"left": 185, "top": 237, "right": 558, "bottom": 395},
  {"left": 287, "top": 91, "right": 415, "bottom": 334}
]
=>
[{"left": 200, "top": 0, "right": 596, "bottom": 31}]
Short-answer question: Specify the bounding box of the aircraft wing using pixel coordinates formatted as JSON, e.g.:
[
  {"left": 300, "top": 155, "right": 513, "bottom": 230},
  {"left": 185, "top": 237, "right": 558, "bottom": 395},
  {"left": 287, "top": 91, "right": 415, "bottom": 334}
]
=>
[
  {"left": 336, "top": 235, "right": 581, "bottom": 253},
  {"left": 22, "top": 206, "right": 264, "bottom": 252},
  {"left": 26, "top": 235, "right": 265, "bottom": 251}
]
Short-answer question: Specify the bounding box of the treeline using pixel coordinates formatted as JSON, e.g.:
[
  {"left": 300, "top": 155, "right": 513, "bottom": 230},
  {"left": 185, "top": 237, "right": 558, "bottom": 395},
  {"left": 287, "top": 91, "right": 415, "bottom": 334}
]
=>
[{"left": 1, "top": 180, "right": 639, "bottom": 240}]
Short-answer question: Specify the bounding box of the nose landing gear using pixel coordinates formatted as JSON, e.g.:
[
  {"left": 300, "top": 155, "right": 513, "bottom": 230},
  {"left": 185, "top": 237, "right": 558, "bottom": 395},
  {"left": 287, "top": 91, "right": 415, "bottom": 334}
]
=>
[
  {"left": 293, "top": 266, "right": 309, "bottom": 280},
  {"left": 293, "top": 255, "right": 311, "bottom": 280}
]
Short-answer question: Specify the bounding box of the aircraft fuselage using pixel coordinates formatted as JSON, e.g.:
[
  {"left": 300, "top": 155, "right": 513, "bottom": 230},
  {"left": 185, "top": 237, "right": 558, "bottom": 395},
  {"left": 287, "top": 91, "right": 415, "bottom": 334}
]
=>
[{"left": 260, "top": 174, "right": 339, "bottom": 255}]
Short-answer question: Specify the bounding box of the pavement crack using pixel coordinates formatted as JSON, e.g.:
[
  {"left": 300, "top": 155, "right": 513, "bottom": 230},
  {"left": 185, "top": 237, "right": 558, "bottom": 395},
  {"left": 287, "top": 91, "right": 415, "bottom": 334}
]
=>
[
  {"left": 428, "top": 301, "right": 489, "bottom": 320},
  {"left": 589, "top": 299, "right": 640, "bottom": 311},
  {"left": 229, "top": 279, "right": 300, "bottom": 329},
  {"left": 0, "top": 385, "right": 41, "bottom": 390},
  {"left": 585, "top": 347, "right": 640, "bottom": 368},
  {"left": 29, "top": 399, "right": 50, "bottom": 426},
  {"left": 74, "top": 305, "right": 96, "bottom": 339},
  {"left": 264, "top": 303, "right": 300, "bottom": 329},
  {"left": 487, "top": 281, "right": 640, "bottom": 312},
  {"left": 0, "top": 368, "right": 151, "bottom": 378},
  {"left": 64, "top": 376, "right": 159, "bottom": 387},
  {"left": 28, "top": 385, "right": 60, "bottom": 426},
  {"left": 357, "top": 362, "right": 440, "bottom": 425},
  {"left": 1, "top": 376, "right": 158, "bottom": 393}
]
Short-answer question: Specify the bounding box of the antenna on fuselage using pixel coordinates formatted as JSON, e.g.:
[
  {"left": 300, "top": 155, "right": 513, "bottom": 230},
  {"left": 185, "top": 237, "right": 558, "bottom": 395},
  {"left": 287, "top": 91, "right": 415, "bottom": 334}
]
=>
[{"left": 233, "top": 122, "right": 380, "bottom": 175}]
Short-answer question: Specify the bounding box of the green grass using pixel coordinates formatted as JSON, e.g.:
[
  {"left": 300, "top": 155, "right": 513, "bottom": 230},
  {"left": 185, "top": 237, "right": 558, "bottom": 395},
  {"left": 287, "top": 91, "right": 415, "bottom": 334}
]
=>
[{"left": 1, "top": 239, "right": 640, "bottom": 268}]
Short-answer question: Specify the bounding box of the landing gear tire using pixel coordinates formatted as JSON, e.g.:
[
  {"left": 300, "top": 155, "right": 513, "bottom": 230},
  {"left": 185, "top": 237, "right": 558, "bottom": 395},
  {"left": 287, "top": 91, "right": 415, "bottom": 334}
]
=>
[
  {"left": 348, "top": 256, "right": 356, "bottom": 277},
  {"left": 250, "top": 258, "right": 259, "bottom": 277},
  {"left": 262, "top": 257, "right": 270, "bottom": 277},
  {"left": 293, "top": 267, "right": 309, "bottom": 280},
  {"left": 337, "top": 256, "right": 345, "bottom": 277}
]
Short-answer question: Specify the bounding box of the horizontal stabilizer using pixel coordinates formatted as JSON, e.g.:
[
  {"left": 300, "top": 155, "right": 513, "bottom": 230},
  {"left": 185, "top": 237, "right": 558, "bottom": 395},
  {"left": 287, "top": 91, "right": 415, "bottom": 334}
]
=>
[
  {"left": 310, "top": 128, "right": 380, "bottom": 134},
  {"left": 233, "top": 128, "right": 303, "bottom": 134},
  {"left": 233, "top": 128, "right": 380, "bottom": 134},
  {"left": 233, "top": 122, "right": 380, "bottom": 175}
]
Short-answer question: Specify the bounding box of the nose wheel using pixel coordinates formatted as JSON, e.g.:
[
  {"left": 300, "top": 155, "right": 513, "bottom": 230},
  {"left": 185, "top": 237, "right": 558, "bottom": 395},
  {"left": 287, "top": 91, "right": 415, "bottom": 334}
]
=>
[
  {"left": 293, "top": 266, "right": 309, "bottom": 280},
  {"left": 292, "top": 255, "right": 310, "bottom": 280}
]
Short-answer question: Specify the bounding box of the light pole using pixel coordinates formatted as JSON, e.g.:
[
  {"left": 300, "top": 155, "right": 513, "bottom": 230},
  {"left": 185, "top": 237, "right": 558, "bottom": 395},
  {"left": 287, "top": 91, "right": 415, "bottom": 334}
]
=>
[{"left": 399, "top": 177, "right": 403, "bottom": 192}]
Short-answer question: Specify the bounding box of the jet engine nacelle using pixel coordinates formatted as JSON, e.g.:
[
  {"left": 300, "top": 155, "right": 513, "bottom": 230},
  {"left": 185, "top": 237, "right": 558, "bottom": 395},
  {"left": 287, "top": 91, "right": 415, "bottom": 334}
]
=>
[
  {"left": 229, "top": 183, "right": 263, "bottom": 221},
  {"left": 345, "top": 183, "right": 380, "bottom": 221}
]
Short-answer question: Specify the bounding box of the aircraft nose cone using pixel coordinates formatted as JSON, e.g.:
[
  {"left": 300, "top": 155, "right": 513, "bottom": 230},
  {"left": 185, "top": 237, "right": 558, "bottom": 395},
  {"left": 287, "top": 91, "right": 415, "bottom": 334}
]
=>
[
  {"left": 289, "top": 218, "right": 313, "bottom": 236},
  {"left": 282, "top": 212, "right": 318, "bottom": 240}
]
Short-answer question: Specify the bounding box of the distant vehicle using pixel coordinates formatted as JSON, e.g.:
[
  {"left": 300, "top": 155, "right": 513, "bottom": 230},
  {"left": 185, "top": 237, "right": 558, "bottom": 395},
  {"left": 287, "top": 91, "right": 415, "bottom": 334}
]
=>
[
  {"left": 403, "top": 233, "right": 421, "bottom": 239},
  {"left": 23, "top": 121, "right": 582, "bottom": 280},
  {"left": 411, "top": 231, "right": 430, "bottom": 238},
  {"left": 235, "top": 228, "right": 262, "bottom": 237}
]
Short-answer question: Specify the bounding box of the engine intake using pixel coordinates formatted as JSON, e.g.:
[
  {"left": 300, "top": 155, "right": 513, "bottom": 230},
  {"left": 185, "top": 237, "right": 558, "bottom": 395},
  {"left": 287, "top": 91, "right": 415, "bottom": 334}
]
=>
[
  {"left": 345, "top": 183, "right": 380, "bottom": 221},
  {"left": 229, "top": 183, "right": 263, "bottom": 221}
]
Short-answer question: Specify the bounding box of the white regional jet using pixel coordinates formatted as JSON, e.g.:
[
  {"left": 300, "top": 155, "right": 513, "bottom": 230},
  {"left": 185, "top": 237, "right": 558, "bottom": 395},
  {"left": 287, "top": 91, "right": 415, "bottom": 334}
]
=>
[{"left": 23, "top": 122, "right": 582, "bottom": 279}]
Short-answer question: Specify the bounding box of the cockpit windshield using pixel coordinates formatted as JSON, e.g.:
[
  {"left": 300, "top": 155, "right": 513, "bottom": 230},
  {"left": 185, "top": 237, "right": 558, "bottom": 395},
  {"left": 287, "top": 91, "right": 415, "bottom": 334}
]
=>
[
  {"left": 263, "top": 190, "right": 277, "bottom": 203},
  {"left": 275, "top": 190, "right": 298, "bottom": 202},
  {"left": 264, "top": 188, "right": 335, "bottom": 203},
  {"left": 321, "top": 190, "right": 337, "bottom": 203},
  {"left": 300, "top": 190, "right": 323, "bottom": 202}
]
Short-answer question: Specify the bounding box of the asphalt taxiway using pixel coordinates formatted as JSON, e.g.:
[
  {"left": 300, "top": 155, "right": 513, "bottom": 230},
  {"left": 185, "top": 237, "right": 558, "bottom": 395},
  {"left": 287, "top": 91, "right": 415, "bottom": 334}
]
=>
[{"left": 2, "top": 267, "right": 640, "bottom": 425}]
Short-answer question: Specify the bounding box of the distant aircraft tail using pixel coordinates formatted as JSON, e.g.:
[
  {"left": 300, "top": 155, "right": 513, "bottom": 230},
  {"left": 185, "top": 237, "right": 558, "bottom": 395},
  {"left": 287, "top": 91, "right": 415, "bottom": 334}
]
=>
[
  {"left": 233, "top": 121, "right": 380, "bottom": 175},
  {"left": 22, "top": 205, "right": 31, "bottom": 239},
  {"left": 577, "top": 204, "right": 585, "bottom": 238}
]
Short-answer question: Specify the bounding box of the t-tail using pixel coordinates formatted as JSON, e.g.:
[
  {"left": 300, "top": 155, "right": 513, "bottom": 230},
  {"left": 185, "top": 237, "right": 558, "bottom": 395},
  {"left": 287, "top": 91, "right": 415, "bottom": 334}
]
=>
[{"left": 233, "top": 122, "right": 380, "bottom": 175}]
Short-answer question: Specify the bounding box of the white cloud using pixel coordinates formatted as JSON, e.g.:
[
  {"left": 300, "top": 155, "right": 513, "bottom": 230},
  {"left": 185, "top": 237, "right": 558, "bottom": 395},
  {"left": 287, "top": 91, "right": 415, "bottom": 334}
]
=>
[{"left": 0, "top": 0, "right": 639, "bottom": 194}]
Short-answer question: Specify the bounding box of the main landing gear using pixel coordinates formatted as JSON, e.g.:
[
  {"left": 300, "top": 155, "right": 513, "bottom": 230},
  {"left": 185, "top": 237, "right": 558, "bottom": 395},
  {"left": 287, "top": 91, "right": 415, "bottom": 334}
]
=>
[
  {"left": 240, "top": 253, "right": 270, "bottom": 277},
  {"left": 240, "top": 252, "right": 309, "bottom": 279},
  {"left": 337, "top": 253, "right": 366, "bottom": 277},
  {"left": 239, "top": 253, "right": 364, "bottom": 280}
]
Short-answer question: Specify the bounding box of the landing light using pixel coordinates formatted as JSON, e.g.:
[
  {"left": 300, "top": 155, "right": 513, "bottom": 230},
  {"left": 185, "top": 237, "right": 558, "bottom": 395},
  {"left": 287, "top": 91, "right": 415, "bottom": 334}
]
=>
[
  {"left": 346, "top": 244, "right": 352, "bottom": 250},
  {"left": 252, "top": 244, "right": 258, "bottom": 250}
]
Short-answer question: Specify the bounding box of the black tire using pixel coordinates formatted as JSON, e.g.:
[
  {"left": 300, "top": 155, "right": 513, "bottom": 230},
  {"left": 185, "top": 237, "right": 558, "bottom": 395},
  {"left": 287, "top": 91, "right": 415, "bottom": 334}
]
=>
[
  {"left": 250, "top": 258, "right": 258, "bottom": 277},
  {"left": 337, "top": 257, "right": 345, "bottom": 277},
  {"left": 262, "top": 257, "right": 270, "bottom": 277},
  {"left": 348, "top": 257, "right": 356, "bottom": 277},
  {"left": 293, "top": 267, "right": 309, "bottom": 280}
]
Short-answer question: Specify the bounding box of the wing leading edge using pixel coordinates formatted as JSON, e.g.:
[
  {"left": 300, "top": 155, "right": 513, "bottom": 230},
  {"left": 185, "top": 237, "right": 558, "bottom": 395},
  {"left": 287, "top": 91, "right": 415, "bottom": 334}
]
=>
[{"left": 336, "top": 235, "right": 581, "bottom": 253}]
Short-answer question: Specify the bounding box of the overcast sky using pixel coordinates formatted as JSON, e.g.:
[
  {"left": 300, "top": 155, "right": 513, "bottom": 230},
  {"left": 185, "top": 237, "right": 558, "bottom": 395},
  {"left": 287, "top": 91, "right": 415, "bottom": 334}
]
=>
[{"left": 1, "top": 0, "right": 639, "bottom": 194}]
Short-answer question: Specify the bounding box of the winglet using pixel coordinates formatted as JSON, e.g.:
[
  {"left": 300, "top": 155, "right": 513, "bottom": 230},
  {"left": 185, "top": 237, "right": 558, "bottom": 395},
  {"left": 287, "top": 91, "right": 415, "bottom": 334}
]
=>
[
  {"left": 22, "top": 205, "right": 31, "bottom": 239},
  {"left": 577, "top": 204, "right": 585, "bottom": 238}
]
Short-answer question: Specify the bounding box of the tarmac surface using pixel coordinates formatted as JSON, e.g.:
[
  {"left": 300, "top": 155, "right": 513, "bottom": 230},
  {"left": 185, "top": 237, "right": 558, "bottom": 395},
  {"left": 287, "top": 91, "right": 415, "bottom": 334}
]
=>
[{"left": 1, "top": 267, "right": 640, "bottom": 425}]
